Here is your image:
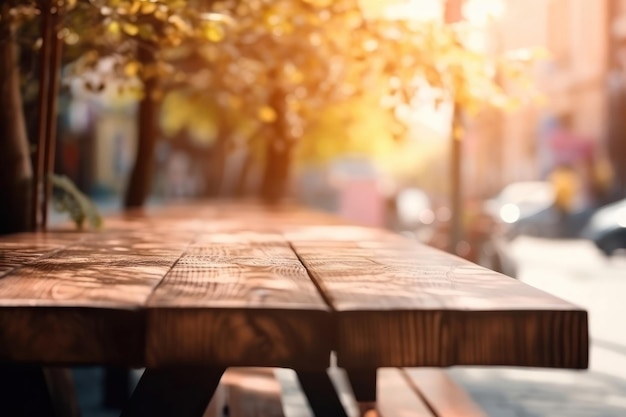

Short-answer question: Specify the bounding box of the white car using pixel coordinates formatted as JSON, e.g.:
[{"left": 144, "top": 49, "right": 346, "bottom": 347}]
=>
[{"left": 582, "top": 198, "right": 626, "bottom": 256}]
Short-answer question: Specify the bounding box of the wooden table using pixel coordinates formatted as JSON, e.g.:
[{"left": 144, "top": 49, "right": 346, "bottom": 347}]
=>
[{"left": 0, "top": 202, "right": 588, "bottom": 417}]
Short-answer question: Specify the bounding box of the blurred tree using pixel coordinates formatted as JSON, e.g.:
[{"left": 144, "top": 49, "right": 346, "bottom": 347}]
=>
[
  {"left": 161, "top": 1, "right": 539, "bottom": 203},
  {"left": 63, "top": 0, "right": 228, "bottom": 207},
  {"left": 162, "top": 0, "right": 426, "bottom": 201},
  {"left": 0, "top": 1, "right": 39, "bottom": 234},
  {"left": 1, "top": 0, "right": 539, "bottom": 234},
  {"left": 0, "top": 0, "right": 225, "bottom": 236}
]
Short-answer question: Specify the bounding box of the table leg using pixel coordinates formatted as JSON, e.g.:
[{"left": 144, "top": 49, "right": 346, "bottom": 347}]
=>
[
  {"left": 120, "top": 367, "right": 225, "bottom": 417},
  {"left": 346, "top": 369, "right": 377, "bottom": 416},
  {"left": 0, "top": 365, "right": 80, "bottom": 417},
  {"left": 103, "top": 366, "right": 131, "bottom": 409},
  {"left": 295, "top": 370, "right": 349, "bottom": 417}
]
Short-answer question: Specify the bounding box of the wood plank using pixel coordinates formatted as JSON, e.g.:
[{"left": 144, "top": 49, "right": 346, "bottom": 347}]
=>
[
  {"left": 290, "top": 228, "right": 589, "bottom": 369},
  {"left": 205, "top": 367, "right": 438, "bottom": 417},
  {"left": 402, "top": 368, "right": 486, "bottom": 417},
  {"left": 0, "top": 232, "right": 90, "bottom": 277},
  {"left": 0, "top": 230, "right": 192, "bottom": 364},
  {"left": 275, "top": 368, "right": 316, "bottom": 417},
  {"left": 276, "top": 367, "right": 436, "bottom": 417},
  {"left": 213, "top": 368, "right": 285, "bottom": 417},
  {"left": 0, "top": 202, "right": 590, "bottom": 373},
  {"left": 327, "top": 367, "right": 436, "bottom": 417},
  {"left": 145, "top": 237, "right": 332, "bottom": 370},
  {"left": 376, "top": 368, "right": 435, "bottom": 417}
]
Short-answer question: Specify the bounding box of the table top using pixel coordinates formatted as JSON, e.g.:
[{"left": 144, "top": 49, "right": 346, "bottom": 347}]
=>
[{"left": 0, "top": 201, "right": 588, "bottom": 371}]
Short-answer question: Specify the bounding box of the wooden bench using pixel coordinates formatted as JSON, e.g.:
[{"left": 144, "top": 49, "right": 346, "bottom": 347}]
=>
[
  {"left": 204, "top": 367, "right": 486, "bottom": 417},
  {"left": 0, "top": 201, "right": 588, "bottom": 417}
]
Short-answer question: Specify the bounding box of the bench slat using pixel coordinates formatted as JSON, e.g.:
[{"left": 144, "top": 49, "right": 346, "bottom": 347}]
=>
[
  {"left": 145, "top": 234, "right": 332, "bottom": 369},
  {"left": 377, "top": 368, "right": 435, "bottom": 417},
  {"left": 204, "top": 368, "right": 284, "bottom": 417},
  {"left": 290, "top": 227, "right": 588, "bottom": 369},
  {"left": 274, "top": 367, "right": 436, "bottom": 417},
  {"left": 403, "top": 369, "right": 486, "bottom": 417},
  {"left": 211, "top": 368, "right": 484, "bottom": 417}
]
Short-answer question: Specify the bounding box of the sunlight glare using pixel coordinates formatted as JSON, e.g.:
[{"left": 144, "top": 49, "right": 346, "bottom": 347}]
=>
[
  {"left": 500, "top": 203, "right": 520, "bottom": 224},
  {"left": 462, "top": 0, "right": 506, "bottom": 26},
  {"left": 360, "top": 0, "right": 443, "bottom": 21}
]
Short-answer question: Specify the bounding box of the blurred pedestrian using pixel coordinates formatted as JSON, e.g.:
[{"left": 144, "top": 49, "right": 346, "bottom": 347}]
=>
[{"left": 549, "top": 164, "right": 579, "bottom": 236}]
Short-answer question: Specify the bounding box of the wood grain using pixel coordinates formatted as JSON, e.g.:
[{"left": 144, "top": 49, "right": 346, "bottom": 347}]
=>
[
  {"left": 0, "top": 232, "right": 89, "bottom": 278},
  {"left": 146, "top": 238, "right": 332, "bottom": 370},
  {"left": 0, "top": 230, "right": 190, "bottom": 364},
  {"left": 291, "top": 228, "right": 589, "bottom": 369},
  {"left": 0, "top": 201, "right": 589, "bottom": 373}
]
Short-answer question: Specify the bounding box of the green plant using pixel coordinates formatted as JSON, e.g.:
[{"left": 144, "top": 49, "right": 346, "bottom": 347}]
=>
[{"left": 50, "top": 174, "right": 102, "bottom": 230}]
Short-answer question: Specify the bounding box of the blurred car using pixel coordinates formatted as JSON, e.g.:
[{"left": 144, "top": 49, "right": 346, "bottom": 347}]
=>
[
  {"left": 582, "top": 198, "right": 626, "bottom": 256},
  {"left": 394, "top": 182, "right": 565, "bottom": 278},
  {"left": 474, "top": 181, "right": 558, "bottom": 277},
  {"left": 483, "top": 181, "right": 559, "bottom": 240}
]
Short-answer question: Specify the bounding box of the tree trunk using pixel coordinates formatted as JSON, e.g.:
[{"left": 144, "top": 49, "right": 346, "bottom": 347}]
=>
[
  {"left": 449, "top": 103, "right": 464, "bottom": 255},
  {"left": 260, "top": 89, "right": 292, "bottom": 203},
  {"left": 0, "top": 16, "right": 33, "bottom": 235},
  {"left": 234, "top": 151, "right": 254, "bottom": 197},
  {"left": 124, "top": 48, "right": 158, "bottom": 208},
  {"left": 204, "top": 136, "right": 228, "bottom": 198},
  {"left": 261, "top": 140, "right": 293, "bottom": 203}
]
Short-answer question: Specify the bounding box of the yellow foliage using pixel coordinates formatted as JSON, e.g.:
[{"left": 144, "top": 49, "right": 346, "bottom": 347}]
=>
[
  {"left": 161, "top": 91, "right": 188, "bottom": 136},
  {"left": 202, "top": 21, "right": 226, "bottom": 42},
  {"left": 121, "top": 22, "right": 139, "bottom": 36},
  {"left": 257, "top": 106, "right": 277, "bottom": 123},
  {"left": 107, "top": 21, "right": 121, "bottom": 34},
  {"left": 160, "top": 91, "right": 218, "bottom": 146},
  {"left": 71, "top": 0, "right": 538, "bottom": 175},
  {"left": 140, "top": 1, "right": 158, "bottom": 15},
  {"left": 123, "top": 60, "right": 141, "bottom": 77},
  {"left": 302, "top": 0, "right": 333, "bottom": 8},
  {"left": 296, "top": 94, "right": 398, "bottom": 167}
]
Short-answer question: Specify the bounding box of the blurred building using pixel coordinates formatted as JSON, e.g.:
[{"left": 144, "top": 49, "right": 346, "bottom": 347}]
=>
[
  {"left": 607, "top": 0, "right": 626, "bottom": 195},
  {"left": 451, "top": 0, "right": 615, "bottom": 203}
]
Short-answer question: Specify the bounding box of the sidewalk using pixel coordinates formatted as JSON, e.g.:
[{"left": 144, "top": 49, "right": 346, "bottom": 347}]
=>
[
  {"left": 448, "top": 237, "right": 626, "bottom": 417},
  {"left": 449, "top": 367, "right": 626, "bottom": 417}
]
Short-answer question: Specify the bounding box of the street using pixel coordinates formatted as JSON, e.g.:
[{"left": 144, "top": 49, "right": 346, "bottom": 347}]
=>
[{"left": 450, "top": 237, "right": 626, "bottom": 417}]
